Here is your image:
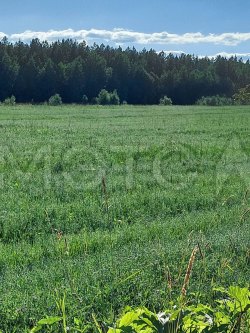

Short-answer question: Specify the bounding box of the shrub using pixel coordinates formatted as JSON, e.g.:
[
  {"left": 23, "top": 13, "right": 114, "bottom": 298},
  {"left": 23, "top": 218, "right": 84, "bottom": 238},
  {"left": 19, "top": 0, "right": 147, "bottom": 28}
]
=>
[
  {"left": 48, "top": 94, "right": 62, "bottom": 106},
  {"left": 4, "top": 95, "right": 16, "bottom": 106},
  {"left": 233, "top": 84, "right": 250, "bottom": 105},
  {"left": 96, "top": 89, "right": 110, "bottom": 105},
  {"left": 96, "top": 89, "right": 120, "bottom": 105},
  {"left": 196, "top": 95, "right": 233, "bottom": 106},
  {"left": 109, "top": 90, "right": 120, "bottom": 105},
  {"left": 159, "top": 95, "right": 172, "bottom": 105},
  {"left": 82, "top": 94, "right": 88, "bottom": 105}
]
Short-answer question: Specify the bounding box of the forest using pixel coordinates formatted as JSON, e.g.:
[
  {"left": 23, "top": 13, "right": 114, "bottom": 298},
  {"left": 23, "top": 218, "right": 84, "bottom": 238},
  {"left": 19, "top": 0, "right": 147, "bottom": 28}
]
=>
[{"left": 1, "top": 37, "right": 250, "bottom": 105}]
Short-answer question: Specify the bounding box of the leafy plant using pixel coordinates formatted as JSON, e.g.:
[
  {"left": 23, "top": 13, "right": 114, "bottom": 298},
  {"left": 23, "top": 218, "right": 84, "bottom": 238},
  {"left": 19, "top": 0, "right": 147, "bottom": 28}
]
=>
[
  {"left": 109, "top": 90, "right": 120, "bottom": 105},
  {"left": 30, "top": 248, "right": 249, "bottom": 333},
  {"left": 30, "top": 316, "right": 62, "bottom": 333},
  {"left": 30, "top": 292, "right": 90, "bottom": 332},
  {"left": 3, "top": 95, "right": 16, "bottom": 105},
  {"left": 48, "top": 93, "right": 62, "bottom": 106},
  {"left": 159, "top": 96, "right": 173, "bottom": 106},
  {"left": 106, "top": 286, "right": 250, "bottom": 333},
  {"left": 196, "top": 95, "right": 232, "bottom": 106},
  {"left": 82, "top": 94, "right": 89, "bottom": 105},
  {"left": 96, "top": 89, "right": 111, "bottom": 105},
  {"left": 96, "top": 89, "right": 120, "bottom": 105},
  {"left": 233, "top": 84, "right": 250, "bottom": 105}
]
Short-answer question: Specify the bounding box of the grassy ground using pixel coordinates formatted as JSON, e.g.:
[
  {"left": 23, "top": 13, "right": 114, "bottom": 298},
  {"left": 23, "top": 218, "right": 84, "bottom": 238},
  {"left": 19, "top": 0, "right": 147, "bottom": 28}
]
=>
[{"left": 0, "top": 104, "right": 249, "bottom": 331}]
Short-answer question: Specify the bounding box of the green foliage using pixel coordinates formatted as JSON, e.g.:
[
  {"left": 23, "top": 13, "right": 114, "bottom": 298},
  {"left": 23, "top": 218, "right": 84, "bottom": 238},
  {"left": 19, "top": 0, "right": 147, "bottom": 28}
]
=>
[
  {"left": 31, "top": 292, "right": 90, "bottom": 332},
  {"left": 233, "top": 84, "right": 250, "bottom": 105},
  {"left": 30, "top": 286, "right": 250, "bottom": 332},
  {"left": 38, "top": 59, "right": 59, "bottom": 102},
  {"left": 196, "top": 95, "right": 233, "bottom": 106},
  {"left": 82, "top": 94, "right": 88, "bottom": 105},
  {"left": 48, "top": 93, "right": 62, "bottom": 106},
  {"left": 1, "top": 38, "right": 250, "bottom": 104},
  {"left": 0, "top": 49, "right": 19, "bottom": 101},
  {"left": 109, "top": 89, "right": 120, "bottom": 105},
  {"left": 107, "top": 286, "right": 250, "bottom": 333},
  {"left": 97, "top": 89, "right": 110, "bottom": 105},
  {"left": 107, "top": 307, "right": 162, "bottom": 333},
  {"left": 96, "top": 89, "right": 120, "bottom": 105},
  {"left": 63, "top": 57, "right": 86, "bottom": 103},
  {"left": 159, "top": 96, "right": 173, "bottom": 106},
  {"left": 30, "top": 316, "right": 62, "bottom": 332},
  {"left": 3, "top": 95, "right": 16, "bottom": 105}
]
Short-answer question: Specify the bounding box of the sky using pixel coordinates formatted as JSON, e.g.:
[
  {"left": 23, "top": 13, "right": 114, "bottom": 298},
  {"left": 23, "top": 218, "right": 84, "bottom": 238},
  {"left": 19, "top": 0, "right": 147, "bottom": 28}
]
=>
[{"left": 1, "top": 0, "right": 250, "bottom": 59}]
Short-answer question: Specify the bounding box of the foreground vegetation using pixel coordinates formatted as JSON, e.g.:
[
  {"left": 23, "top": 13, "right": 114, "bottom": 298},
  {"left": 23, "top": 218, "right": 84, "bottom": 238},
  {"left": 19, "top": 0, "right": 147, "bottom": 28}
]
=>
[
  {"left": 31, "top": 285, "right": 250, "bottom": 332},
  {"left": 0, "top": 104, "right": 249, "bottom": 332}
]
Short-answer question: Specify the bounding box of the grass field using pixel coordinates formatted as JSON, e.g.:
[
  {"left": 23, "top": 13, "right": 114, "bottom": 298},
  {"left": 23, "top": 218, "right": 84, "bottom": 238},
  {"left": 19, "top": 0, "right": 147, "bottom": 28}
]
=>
[{"left": 0, "top": 104, "right": 249, "bottom": 332}]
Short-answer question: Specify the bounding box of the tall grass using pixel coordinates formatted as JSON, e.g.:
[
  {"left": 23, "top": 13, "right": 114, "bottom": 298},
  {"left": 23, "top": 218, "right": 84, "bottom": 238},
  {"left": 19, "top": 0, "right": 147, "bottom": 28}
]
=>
[{"left": 0, "top": 104, "right": 249, "bottom": 331}]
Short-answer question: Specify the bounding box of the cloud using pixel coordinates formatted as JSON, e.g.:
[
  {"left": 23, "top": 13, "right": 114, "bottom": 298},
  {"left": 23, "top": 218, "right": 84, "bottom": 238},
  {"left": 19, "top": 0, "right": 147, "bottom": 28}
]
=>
[
  {"left": 207, "top": 52, "right": 250, "bottom": 59},
  {"left": 0, "top": 32, "right": 7, "bottom": 39},
  {"left": 160, "top": 51, "right": 250, "bottom": 60},
  {"left": 159, "top": 50, "right": 186, "bottom": 55},
  {"left": 1, "top": 28, "right": 250, "bottom": 46}
]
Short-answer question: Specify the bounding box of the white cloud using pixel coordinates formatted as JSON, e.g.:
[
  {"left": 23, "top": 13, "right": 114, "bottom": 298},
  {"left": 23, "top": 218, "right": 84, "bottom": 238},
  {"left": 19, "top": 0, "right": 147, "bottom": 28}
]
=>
[
  {"left": 159, "top": 50, "right": 186, "bottom": 55},
  {"left": 207, "top": 52, "right": 250, "bottom": 59},
  {"left": 0, "top": 32, "right": 7, "bottom": 39},
  {"left": 1, "top": 28, "right": 250, "bottom": 46},
  {"left": 160, "top": 51, "right": 250, "bottom": 60}
]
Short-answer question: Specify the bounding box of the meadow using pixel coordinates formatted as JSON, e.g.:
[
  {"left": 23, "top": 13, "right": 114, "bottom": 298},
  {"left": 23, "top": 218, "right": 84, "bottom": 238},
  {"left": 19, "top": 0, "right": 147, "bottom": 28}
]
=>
[{"left": 0, "top": 104, "right": 249, "bottom": 332}]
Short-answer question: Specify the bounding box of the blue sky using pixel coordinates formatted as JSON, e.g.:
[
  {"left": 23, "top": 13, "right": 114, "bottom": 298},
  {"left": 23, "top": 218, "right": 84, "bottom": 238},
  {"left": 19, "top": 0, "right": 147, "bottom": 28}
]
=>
[{"left": 1, "top": 0, "right": 250, "bottom": 58}]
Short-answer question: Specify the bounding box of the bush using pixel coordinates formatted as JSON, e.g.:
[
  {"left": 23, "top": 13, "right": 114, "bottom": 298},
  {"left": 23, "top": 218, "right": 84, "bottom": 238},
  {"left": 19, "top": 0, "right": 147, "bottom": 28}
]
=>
[
  {"left": 233, "top": 84, "right": 250, "bottom": 105},
  {"left": 159, "top": 95, "right": 172, "bottom": 105},
  {"left": 82, "top": 94, "right": 88, "bottom": 105},
  {"left": 196, "top": 95, "right": 232, "bottom": 106},
  {"left": 96, "top": 89, "right": 120, "bottom": 105},
  {"left": 4, "top": 95, "right": 16, "bottom": 106},
  {"left": 48, "top": 94, "right": 62, "bottom": 106},
  {"left": 109, "top": 90, "right": 120, "bottom": 105},
  {"left": 96, "top": 89, "right": 110, "bottom": 105}
]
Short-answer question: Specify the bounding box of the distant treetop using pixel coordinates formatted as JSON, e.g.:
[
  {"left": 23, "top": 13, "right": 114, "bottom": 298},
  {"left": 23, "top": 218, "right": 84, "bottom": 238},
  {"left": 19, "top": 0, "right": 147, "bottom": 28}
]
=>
[{"left": 0, "top": 38, "right": 250, "bottom": 105}]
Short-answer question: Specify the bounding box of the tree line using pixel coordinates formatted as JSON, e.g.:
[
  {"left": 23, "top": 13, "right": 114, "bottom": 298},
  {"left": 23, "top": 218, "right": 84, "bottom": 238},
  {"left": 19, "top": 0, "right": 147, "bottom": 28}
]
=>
[{"left": 0, "top": 37, "right": 250, "bottom": 105}]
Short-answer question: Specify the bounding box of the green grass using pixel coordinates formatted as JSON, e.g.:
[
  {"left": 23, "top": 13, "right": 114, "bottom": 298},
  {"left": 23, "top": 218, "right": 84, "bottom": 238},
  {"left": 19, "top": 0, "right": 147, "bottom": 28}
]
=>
[{"left": 0, "top": 104, "right": 249, "bottom": 332}]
